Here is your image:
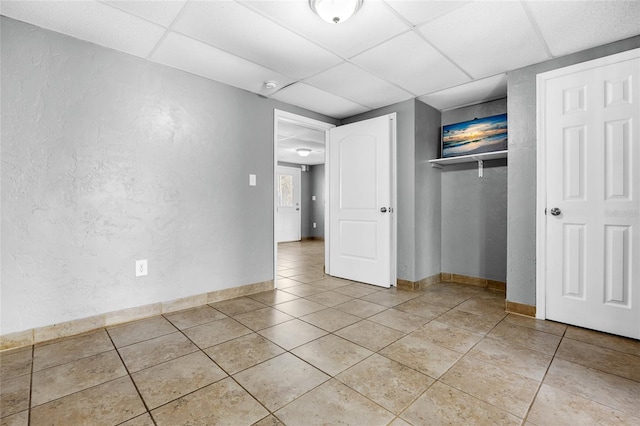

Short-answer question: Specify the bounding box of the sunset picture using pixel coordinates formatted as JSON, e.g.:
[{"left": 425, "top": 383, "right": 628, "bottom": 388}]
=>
[{"left": 442, "top": 113, "right": 508, "bottom": 158}]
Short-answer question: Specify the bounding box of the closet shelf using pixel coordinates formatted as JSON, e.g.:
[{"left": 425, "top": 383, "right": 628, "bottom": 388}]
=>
[{"left": 429, "top": 150, "right": 507, "bottom": 177}]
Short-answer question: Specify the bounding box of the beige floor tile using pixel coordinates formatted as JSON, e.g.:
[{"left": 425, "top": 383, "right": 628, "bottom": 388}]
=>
[
  {"left": 151, "top": 377, "right": 268, "bottom": 426},
  {"left": 544, "top": 358, "right": 640, "bottom": 416},
  {"left": 277, "top": 268, "right": 307, "bottom": 278},
  {"left": 234, "top": 353, "right": 329, "bottom": 411},
  {"left": 421, "top": 289, "right": 472, "bottom": 308},
  {"left": 0, "top": 410, "right": 28, "bottom": 426},
  {"left": 107, "top": 316, "right": 177, "bottom": 348},
  {"left": 252, "top": 414, "right": 285, "bottom": 426},
  {"left": 304, "top": 290, "right": 353, "bottom": 307},
  {"left": 335, "top": 320, "right": 405, "bottom": 352},
  {"left": 33, "top": 330, "right": 114, "bottom": 372},
  {"left": 291, "top": 334, "right": 372, "bottom": 376},
  {"left": 258, "top": 319, "right": 327, "bottom": 350},
  {"left": 131, "top": 351, "right": 226, "bottom": 409},
  {"left": 564, "top": 326, "right": 640, "bottom": 357},
  {"left": 204, "top": 333, "right": 284, "bottom": 375},
  {"left": 437, "top": 309, "right": 503, "bottom": 334},
  {"left": 287, "top": 272, "right": 327, "bottom": 284},
  {"left": 488, "top": 321, "right": 562, "bottom": 355},
  {"left": 307, "top": 278, "right": 350, "bottom": 291},
  {"left": 273, "top": 298, "right": 326, "bottom": 317},
  {"left": 555, "top": 338, "right": 640, "bottom": 382},
  {"left": 380, "top": 335, "right": 462, "bottom": 379},
  {"left": 440, "top": 356, "right": 539, "bottom": 418},
  {"left": 410, "top": 320, "right": 483, "bottom": 354},
  {"left": 31, "top": 350, "right": 127, "bottom": 407},
  {"left": 527, "top": 384, "right": 640, "bottom": 426},
  {"left": 299, "top": 308, "right": 361, "bottom": 332},
  {"left": 503, "top": 313, "right": 567, "bottom": 336},
  {"left": 234, "top": 307, "right": 294, "bottom": 331},
  {"left": 456, "top": 297, "right": 507, "bottom": 318},
  {"left": 402, "top": 381, "right": 521, "bottom": 425},
  {"left": 280, "top": 284, "right": 325, "bottom": 297},
  {"left": 274, "top": 278, "right": 302, "bottom": 289},
  {"left": 119, "top": 413, "right": 154, "bottom": 426},
  {"left": 361, "top": 291, "right": 418, "bottom": 308},
  {"left": 394, "top": 297, "right": 451, "bottom": 319},
  {"left": 333, "top": 284, "right": 381, "bottom": 298},
  {"left": 274, "top": 379, "right": 394, "bottom": 425},
  {"left": 163, "top": 305, "right": 226, "bottom": 329},
  {"left": 388, "top": 418, "right": 412, "bottom": 426},
  {"left": 337, "top": 353, "right": 434, "bottom": 414},
  {"left": 210, "top": 297, "right": 267, "bottom": 316},
  {"left": 247, "top": 289, "right": 299, "bottom": 305},
  {"left": 468, "top": 337, "right": 553, "bottom": 381},
  {"left": 118, "top": 332, "right": 198, "bottom": 372},
  {"left": 0, "top": 373, "right": 30, "bottom": 417},
  {"left": 334, "top": 298, "right": 388, "bottom": 318},
  {"left": 182, "top": 317, "right": 252, "bottom": 349},
  {"left": 30, "top": 376, "right": 145, "bottom": 425},
  {"left": 0, "top": 348, "right": 32, "bottom": 381},
  {"left": 368, "top": 309, "right": 430, "bottom": 333}
]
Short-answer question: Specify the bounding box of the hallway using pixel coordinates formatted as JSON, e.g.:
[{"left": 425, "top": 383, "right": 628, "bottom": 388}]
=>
[{"left": 1, "top": 241, "right": 639, "bottom": 425}]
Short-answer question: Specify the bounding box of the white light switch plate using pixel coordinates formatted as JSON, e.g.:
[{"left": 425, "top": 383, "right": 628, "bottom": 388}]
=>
[
  {"left": 249, "top": 174, "right": 256, "bottom": 186},
  {"left": 136, "top": 260, "right": 148, "bottom": 277}
]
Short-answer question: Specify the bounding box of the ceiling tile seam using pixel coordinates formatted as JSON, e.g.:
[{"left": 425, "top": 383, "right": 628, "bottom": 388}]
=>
[
  {"left": 379, "top": 1, "right": 420, "bottom": 30},
  {"left": 338, "top": 59, "right": 419, "bottom": 98},
  {"left": 97, "top": 0, "right": 173, "bottom": 29},
  {"left": 296, "top": 78, "right": 388, "bottom": 111},
  {"left": 411, "top": 26, "right": 474, "bottom": 81},
  {"left": 380, "top": 0, "right": 471, "bottom": 29},
  {"left": 234, "top": 0, "right": 352, "bottom": 62},
  {"left": 145, "top": 0, "right": 193, "bottom": 60},
  {"left": 519, "top": 1, "right": 554, "bottom": 60}
]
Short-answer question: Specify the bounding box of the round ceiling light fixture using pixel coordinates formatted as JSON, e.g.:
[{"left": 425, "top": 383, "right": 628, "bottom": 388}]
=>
[
  {"left": 309, "top": 0, "right": 363, "bottom": 24},
  {"left": 297, "top": 148, "right": 312, "bottom": 157}
]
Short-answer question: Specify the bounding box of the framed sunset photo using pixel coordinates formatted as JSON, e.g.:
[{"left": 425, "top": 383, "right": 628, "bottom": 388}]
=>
[{"left": 441, "top": 113, "right": 507, "bottom": 158}]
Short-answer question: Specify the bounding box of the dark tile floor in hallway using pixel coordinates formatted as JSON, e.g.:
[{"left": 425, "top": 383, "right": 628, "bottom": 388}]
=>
[{"left": 1, "top": 240, "right": 639, "bottom": 425}]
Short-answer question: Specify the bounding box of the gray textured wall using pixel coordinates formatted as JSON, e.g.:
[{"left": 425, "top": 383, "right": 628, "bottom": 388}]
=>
[
  {"left": 440, "top": 99, "right": 507, "bottom": 281},
  {"left": 507, "top": 37, "right": 640, "bottom": 306},
  {"left": 1, "top": 17, "right": 336, "bottom": 334},
  {"left": 342, "top": 100, "right": 417, "bottom": 281},
  {"left": 309, "top": 164, "right": 325, "bottom": 239},
  {"left": 414, "top": 100, "right": 442, "bottom": 281}
]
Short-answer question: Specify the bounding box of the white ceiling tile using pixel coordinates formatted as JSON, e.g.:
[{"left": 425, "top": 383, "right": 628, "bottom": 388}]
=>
[
  {"left": 102, "top": 0, "right": 187, "bottom": 27},
  {"left": 419, "top": 1, "right": 550, "bottom": 79},
  {"left": 272, "top": 83, "right": 369, "bottom": 119},
  {"left": 525, "top": 0, "right": 640, "bottom": 58},
  {"left": 0, "top": 0, "right": 165, "bottom": 58},
  {"left": 351, "top": 31, "right": 470, "bottom": 96},
  {"left": 305, "top": 62, "right": 413, "bottom": 109},
  {"left": 384, "top": 0, "right": 470, "bottom": 26},
  {"left": 245, "top": 0, "right": 409, "bottom": 58},
  {"left": 173, "top": 1, "right": 342, "bottom": 79},
  {"left": 419, "top": 73, "right": 507, "bottom": 111},
  {"left": 151, "top": 32, "right": 295, "bottom": 95}
]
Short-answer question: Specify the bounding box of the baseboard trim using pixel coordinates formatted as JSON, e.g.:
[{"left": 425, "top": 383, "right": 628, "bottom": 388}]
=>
[
  {"left": 505, "top": 300, "right": 536, "bottom": 317},
  {"left": 0, "top": 280, "right": 274, "bottom": 352},
  {"left": 440, "top": 272, "right": 506, "bottom": 292},
  {"left": 397, "top": 273, "right": 441, "bottom": 291},
  {"left": 301, "top": 236, "right": 324, "bottom": 241}
]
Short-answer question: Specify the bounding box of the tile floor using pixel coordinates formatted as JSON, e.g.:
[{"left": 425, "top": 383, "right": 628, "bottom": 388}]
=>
[{"left": 2, "top": 240, "right": 640, "bottom": 425}]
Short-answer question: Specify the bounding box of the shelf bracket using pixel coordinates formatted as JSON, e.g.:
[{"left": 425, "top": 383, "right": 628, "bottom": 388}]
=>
[
  {"left": 478, "top": 159, "right": 484, "bottom": 178},
  {"left": 430, "top": 163, "right": 443, "bottom": 169}
]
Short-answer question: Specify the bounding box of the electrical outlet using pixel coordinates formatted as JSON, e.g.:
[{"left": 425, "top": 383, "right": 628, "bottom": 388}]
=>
[
  {"left": 313, "top": 222, "right": 317, "bottom": 228},
  {"left": 136, "top": 259, "right": 148, "bottom": 277}
]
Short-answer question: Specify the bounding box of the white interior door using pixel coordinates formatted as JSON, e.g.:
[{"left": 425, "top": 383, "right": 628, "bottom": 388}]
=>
[
  {"left": 328, "top": 114, "right": 395, "bottom": 288},
  {"left": 539, "top": 49, "right": 640, "bottom": 339},
  {"left": 276, "top": 166, "right": 301, "bottom": 243}
]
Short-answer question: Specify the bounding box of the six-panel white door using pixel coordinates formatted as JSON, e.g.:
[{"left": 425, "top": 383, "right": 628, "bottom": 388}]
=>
[
  {"left": 328, "top": 115, "right": 393, "bottom": 288},
  {"left": 542, "top": 50, "right": 640, "bottom": 339},
  {"left": 276, "top": 165, "right": 301, "bottom": 243}
]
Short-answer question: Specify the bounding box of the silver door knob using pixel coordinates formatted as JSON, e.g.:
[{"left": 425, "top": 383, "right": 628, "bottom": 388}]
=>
[
  {"left": 550, "top": 207, "right": 561, "bottom": 216},
  {"left": 380, "top": 207, "right": 387, "bottom": 213}
]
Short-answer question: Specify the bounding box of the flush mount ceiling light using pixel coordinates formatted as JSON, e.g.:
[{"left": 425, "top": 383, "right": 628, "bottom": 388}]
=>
[
  {"left": 309, "top": 0, "right": 363, "bottom": 24},
  {"left": 297, "top": 148, "right": 312, "bottom": 157}
]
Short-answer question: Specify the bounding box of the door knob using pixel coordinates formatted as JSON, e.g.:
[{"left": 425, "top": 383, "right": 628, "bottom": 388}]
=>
[
  {"left": 380, "top": 207, "right": 387, "bottom": 213},
  {"left": 550, "top": 207, "right": 561, "bottom": 216}
]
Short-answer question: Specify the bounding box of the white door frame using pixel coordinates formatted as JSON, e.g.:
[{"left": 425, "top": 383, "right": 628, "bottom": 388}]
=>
[
  {"left": 535, "top": 48, "right": 640, "bottom": 319},
  {"left": 273, "top": 110, "right": 335, "bottom": 288},
  {"left": 325, "top": 113, "right": 398, "bottom": 285}
]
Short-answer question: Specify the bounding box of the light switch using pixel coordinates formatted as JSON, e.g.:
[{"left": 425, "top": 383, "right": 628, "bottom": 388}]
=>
[
  {"left": 249, "top": 174, "right": 256, "bottom": 186},
  {"left": 312, "top": 195, "right": 316, "bottom": 201}
]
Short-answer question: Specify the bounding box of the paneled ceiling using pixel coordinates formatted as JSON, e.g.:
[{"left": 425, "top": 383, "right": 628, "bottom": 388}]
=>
[{"left": 2, "top": 0, "right": 639, "bottom": 120}]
